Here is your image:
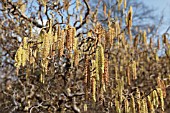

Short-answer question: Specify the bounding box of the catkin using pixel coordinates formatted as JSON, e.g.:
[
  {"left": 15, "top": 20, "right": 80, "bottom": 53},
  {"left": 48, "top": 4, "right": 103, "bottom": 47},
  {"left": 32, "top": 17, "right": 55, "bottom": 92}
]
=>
[
  {"left": 152, "top": 90, "right": 159, "bottom": 109},
  {"left": 74, "top": 49, "right": 79, "bottom": 67},
  {"left": 124, "top": 98, "right": 129, "bottom": 113},
  {"left": 66, "top": 25, "right": 73, "bottom": 51},
  {"left": 130, "top": 95, "right": 136, "bottom": 113},
  {"left": 58, "top": 30, "right": 65, "bottom": 57},
  {"left": 147, "top": 95, "right": 154, "bottom": 113},
  {"left": 143, "top": 31, "right": 147, "bottom": 46},
  {"left": 103, "top": 3, "right": 106, "bottom": 17},
  {"left": 95, "top": 44, "right": 105, "bottom": 93},
  {"left": 15, "top": 46, "right": 23, "bottom": 68},
  {"left": 104, "top": 55, "right": 109, "bottom": 86},
  {"left": 42, "top": 33, "right": 50, "bottom": 59},
  {"left": 124, "top": 0, "right": 126, "bottom": 9},
  {"left": 126, "top": 66, "right": 131, "bottom": 85},
  {"left": 118, "top": 0, "right": 123, "bottom": 10},
  {"left": 85, "top": 56, "right": 90, "bottom": 89},
  {"left": 91, "top": 76, "right": 96, "bottom": 102},
  {"left": 132, "top": 61, "right": 137, "bottom": 80},
  {"left": 156, "top": 88, "right": 164, "bottom": 111},
  {"left": 141, "top": 98, "right": 148, "bottom": 113},
  {"left": 157, "top": 38, "right": 160, "bottom": 49}
]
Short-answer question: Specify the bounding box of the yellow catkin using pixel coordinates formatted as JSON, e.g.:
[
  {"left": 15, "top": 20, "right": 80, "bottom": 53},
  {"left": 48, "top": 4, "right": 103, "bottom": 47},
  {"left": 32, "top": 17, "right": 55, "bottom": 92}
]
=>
[
  {"left": 80, "top": 15, "right": 83, "bottom": 24},
  {"left": 87, "top": 30, "right": 92, "bottom": 37},
  {"left": 152, "top": 90, "right": 159, "bottom": 109},
  {"left": 156, "top": 88, "right": 164, "bottom": 111},
  {"left": 147, "top": 95, "right": 154, "bottom": 113},
  {"left": 115, "top": 100, "right": 121, "bottom": 113},
  {"left": 73, "top": 37, "right": 78, "bottom": 50},
  {"left": 58, "top": 30, "right": 65, "bottom": 57},
  {"left": 91, "top": 75, "right": 96, "bottom": 103},
  {"left": 95, "top": 44, "right": 105, "bottom": 93},
  {"left": 76, "top": 0, "right": 80, "bottom": 11},
  {"left": 143, "top": 31, "right": 147, "bottom": 46},
  {"left": 40, "top": 73, "right": 44, "bottom": 84},
  {"left": 141, "top": 98, "right": 148, "bottom": 113},
  {"left": 42, "top": 33, "right": 50, "bottom": 59},
  {"left": 15, "top": 46, "right": 23, "bottom": 68},
  {"left": 54, "top": 31, "right": 58, "bottom": 43},
  {"left": 132, "top": 61, "right": 137, "bottom": 80},
  {"left": 130, "top": 95, "right": 136, "bottom": 113},
  {"left": 135, "top": 88, "right": 141, "bottom": 113},
  {"left": 118, "top": 0, "right": 123, "bottom": 10},
  {"left": 23, "top": 37, "right": 28, "bottom": 49},
  {"left": 21, "top": 48, "right": 27, "bottom": 67},
  {"left": 157, "top": 77, "right": 166, "bottom": 98},
  {"left": 91, "top": 60, "right": 96, "bottom": 103},
  {"left": 124, "top": 98, "right": 129, "bottom": 113},
  {"left": 124, "top": 0, "right": 126, "bottom": 9}
]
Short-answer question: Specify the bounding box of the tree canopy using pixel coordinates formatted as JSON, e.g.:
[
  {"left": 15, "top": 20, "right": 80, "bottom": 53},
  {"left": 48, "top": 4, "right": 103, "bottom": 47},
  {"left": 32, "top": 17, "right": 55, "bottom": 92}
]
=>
[{"left": 0, "top": 0, "right": 170, "bottom": 112}]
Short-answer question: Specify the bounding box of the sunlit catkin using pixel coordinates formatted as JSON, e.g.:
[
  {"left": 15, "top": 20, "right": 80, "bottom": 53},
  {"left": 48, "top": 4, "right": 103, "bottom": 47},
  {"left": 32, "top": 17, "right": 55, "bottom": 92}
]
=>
[
  {"left": 118, "top": 0, "right": 123, "bottom": 10},
  {"left": 124, "top": 98, "right": 129, "bottom": 113},
  {"left": 147, "top": 95, "right": 154, "bottom": 113},
  {"left": 15, "top": 46, "right": 23, "bottom": 69},
  {"left": 152, "top": 90, "right": 159, "bottom": 109},
  {"left": 135, "top": 88, "right": 141, "bottom": 113},
  {"left": 124, "top": 0, "right": 126, "bottom": 9},
  {"left": 58, "top": 30, "right": 65, "bottom": 57},
  {"left": 132, "top": 61, "right": 137, "bottom": 80},
  {"left": 91, "top": 75, "right": 96, "bottom": 103},
  {"left": 95, "top": 44, "right": 105, "bottom": 93},
  {"left": 143, "top": 31, "right": 147, "bottom": 46},
  {"left": 115, "top": 100, "right": 121, "bottom": 113},
  {"left": 141, "top": 98, "right": 148, "bottom": 113},
  {"left": 156, "top": 88, "right": 164, "bottom": 111},
  {"left": 130, "top": 95, "right": 136, "bottom": 113},
  {"left": 42, "top": 33, "right": 50, "bottom": 59}
]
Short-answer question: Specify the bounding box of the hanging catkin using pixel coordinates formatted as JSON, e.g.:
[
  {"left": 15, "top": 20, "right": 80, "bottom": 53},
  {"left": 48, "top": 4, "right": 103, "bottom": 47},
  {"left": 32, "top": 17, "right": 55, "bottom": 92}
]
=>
[{"left": 95, "top": 44, "right": 105, "bottom": 91}]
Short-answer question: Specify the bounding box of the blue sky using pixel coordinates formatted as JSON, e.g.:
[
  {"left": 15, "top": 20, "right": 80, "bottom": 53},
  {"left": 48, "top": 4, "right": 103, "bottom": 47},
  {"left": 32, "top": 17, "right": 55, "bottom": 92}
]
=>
[{"left": 142, "top": 0, "right": 170, "bottom": 33}]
